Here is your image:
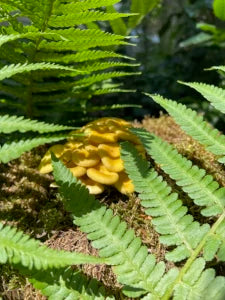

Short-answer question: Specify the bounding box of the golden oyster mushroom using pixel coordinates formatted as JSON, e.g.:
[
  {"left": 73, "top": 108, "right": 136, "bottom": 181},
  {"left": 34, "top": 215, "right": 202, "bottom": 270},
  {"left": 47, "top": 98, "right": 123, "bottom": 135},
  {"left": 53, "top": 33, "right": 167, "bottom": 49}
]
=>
[{"left": 38, "top": 117, "right": 145, "bottom": 195}]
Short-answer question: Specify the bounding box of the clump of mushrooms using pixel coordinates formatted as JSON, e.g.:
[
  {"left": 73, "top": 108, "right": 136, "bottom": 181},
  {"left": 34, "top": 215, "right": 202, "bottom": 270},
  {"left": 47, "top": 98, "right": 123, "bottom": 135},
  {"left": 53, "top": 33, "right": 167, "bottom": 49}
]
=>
[{"left": 39, "top": 118, "right": 145, "bottom": 195}]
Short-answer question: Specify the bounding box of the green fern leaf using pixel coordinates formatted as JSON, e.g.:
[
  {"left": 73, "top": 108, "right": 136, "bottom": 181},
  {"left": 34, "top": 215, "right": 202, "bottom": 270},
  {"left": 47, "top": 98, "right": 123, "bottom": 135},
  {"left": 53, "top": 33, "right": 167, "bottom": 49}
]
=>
[
  {"left": 74, "top": 71, "right": 141, "bottom": 89},
  {"left": 132, "top": 128, "right": 225, "bottom": 217},
  {"left": 56, "top": 0, "right": 119, "bottom": 13},
  {"left": 30, "top": 268, "right": 114, "bottom": 300},
  {"left": 40, "top": 39, "right": 128, "bottom": 51},
  {"left": 36, "top": 50, "right": 134, "bottom": 64},
  {"left": 206, "top": 65, "right": 225, "bottom": 72},
  {"left": 107, "top": 5, "right": 128, "bottom": 36},
  {"left": 173, "top": 258, "right": 225, "bottom": 300},
  {"left": 0, "top": 134, "right": 68, "bottom": 163},
  {"left": 52, "top": 155, "right": 179, "bottom": 298},
  {"left": 0, "top": 63, "right": 82, "bottom": 81},
  {"left": 0, "top": 222, "right": 104, "bottom": 270},
  {"left": 0, "top": 115, "right": 76, "bottom": 134},
  {"left": 147, "top": 94, "right": 225, "bottom": 164},
  {"left": 120, "top": 140, "right": 210, "bottom": 262},
  {"left": 132, "top": 129, "right": 225, "bottom": 261},
  {"left": 179, "top": 81, "right": 225, "bottom": 114},
  {"left": 92, "top": 89, "right": 136, "bottom": 95},
  {"left": 0, "top": 32, "right": 64, "bottom": 48},
  {"left": 213, "top": 0, "right": 225, "bottom": 21},
  {"left": 49, "top": 11, "right": 134, "bottom": 28}
]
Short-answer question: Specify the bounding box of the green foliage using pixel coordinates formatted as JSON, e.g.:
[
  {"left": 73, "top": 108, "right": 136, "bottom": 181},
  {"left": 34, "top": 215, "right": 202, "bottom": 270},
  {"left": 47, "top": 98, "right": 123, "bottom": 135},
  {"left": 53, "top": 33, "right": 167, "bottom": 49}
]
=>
[
  {"left": 2, "top": 65, "right": 225, "bottom": 298},
  {"left": 0, "top": 114, "right": 75, "bottom": 133},
  {"left": 0, "top": 134, "right": 68, "bottom": 163},
  {"left": 30, "top": 268, "right": 115, "bottom": 300},
  {"left": 179, "top": 80, "right": 225, "bottom": 114},
  {"left": 180, "top": 1, "right": 225, "bottom": 49},
  {"left": 213, "top": 0, "right": 225, "bottom": 21},
  {"left": 51, "top": 128, "right": 225, "bottom": 299},
  {"left": 0, "top": 0, "right": 144, "bottom": 120},
  {"left": 148, "top": 93, "right": 225, "bottom": 164},
  {"left": 0, "top": 222, "right": 104, "bottom": 269},
  {"left": 0, "top": 111, "right": 80, "bottom": 163},
  {"left": 0, "top": 63, "right": 80, "bottom": 81},
  {"left": 52, "top": 154, "right": 180, "bottom": 298},
  {"left": 120, "top": 140, "right": 210, "bottom": 262},
  {"left": 128, "top": 0, "right": 160, "bottom": 29}
]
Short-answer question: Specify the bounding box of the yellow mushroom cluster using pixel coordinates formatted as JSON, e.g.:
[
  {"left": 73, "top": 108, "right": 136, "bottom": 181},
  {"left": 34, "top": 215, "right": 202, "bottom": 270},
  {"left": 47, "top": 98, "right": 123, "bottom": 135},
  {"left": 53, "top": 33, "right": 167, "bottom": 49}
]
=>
[{"left": 38, "top": 118, "right": 145, "bottom": 195}]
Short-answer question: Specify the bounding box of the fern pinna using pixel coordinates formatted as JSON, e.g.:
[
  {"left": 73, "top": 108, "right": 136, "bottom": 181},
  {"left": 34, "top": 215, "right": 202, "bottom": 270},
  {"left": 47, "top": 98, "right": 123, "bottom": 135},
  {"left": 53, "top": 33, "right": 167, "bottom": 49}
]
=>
[
  {"left": 0, "top": 0, "right": 139, "bottom": 119},
  {"left": 0, "top": 114, "right": 81, "bottom": 163}
]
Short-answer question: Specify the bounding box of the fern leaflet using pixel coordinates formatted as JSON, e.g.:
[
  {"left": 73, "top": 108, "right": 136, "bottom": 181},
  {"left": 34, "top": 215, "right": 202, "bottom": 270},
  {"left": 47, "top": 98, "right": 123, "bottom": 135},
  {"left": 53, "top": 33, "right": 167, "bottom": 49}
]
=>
[
  {"left": 179, "top": 81, "right": 225, "bottom": 114},
  {"left": 0, "top": 114, "right": 76, "bottom": 134},
  {"left": 0, "top": 63, "right": 81, "bottom": 81},
  {"left": 49, "top": 11, "right": 134, "bottom": 28},
  {"left": 147, "top": 94, "right": 225, "bottom": 164},
  {"left": 0, "top": 222, "right": 104, "bottom": 270},
  {"left": 0, "top": 134, "right": 68, "bottom": 163},
  {"left": 30, "top": 268, "right": 114, "bottom": 300}
]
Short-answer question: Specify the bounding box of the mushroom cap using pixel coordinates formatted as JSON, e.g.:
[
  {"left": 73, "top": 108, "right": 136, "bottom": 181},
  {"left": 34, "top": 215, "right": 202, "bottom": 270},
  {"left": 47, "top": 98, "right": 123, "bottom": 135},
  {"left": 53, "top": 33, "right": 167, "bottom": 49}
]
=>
[
  {"left": 79, "top": 176, "right": 105, "bottom": 194},
  {"left": 101, "top": 156, "right": 124, "bottom": 173},
  {"left": 85, "top": 129, "right": 118, "bottom": 144},
  {"left": 72, "top": 145, "right": 100, "bottom": 167},
  {"left": 98, "top": 143, "right": 120, "bottom": 158},
  {"left": 87, "top": 164, "right": 119, "bottom": 185},
  {"left": 69, "top": 166, "right": 86, "bottom": 177},
  {"left": 114, "top": 172, "right": 134, "bottom": 194},
  {"left": 65, "top": 140, "right": 83, "bottom": 149},
  {"left": 39, "top": 144, "right": 65, "bottom": 174}
]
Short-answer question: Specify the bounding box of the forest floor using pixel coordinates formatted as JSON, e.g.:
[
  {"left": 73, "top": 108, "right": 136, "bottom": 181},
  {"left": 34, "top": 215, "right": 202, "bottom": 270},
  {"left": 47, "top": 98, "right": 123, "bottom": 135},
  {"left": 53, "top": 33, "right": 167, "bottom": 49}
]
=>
[{"left": 1, "top": 115, "right": 225, "bottom": 300}]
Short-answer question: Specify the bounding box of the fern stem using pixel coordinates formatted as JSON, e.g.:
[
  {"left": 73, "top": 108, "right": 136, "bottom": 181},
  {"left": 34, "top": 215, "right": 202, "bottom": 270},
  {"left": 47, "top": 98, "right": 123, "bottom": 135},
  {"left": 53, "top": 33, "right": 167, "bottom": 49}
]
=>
[{"left": 162, "top": 211, "right": 225, "bottom": 299}]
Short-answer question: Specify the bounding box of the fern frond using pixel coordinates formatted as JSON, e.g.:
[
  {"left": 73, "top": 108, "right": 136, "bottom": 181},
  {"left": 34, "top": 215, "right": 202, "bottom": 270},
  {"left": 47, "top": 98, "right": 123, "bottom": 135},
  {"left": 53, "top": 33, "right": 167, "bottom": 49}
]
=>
[
  {"left": 141, "top": 258, "right": 225, "bottom": 299},
  {"left": 173, "top": 258, "right": 225, "bottom": 300},
  {"left": 179, "top": 81, "right": 225, "bottom": 114},
  {"left": 133, "top": 128, "right": 225, "bottom": 217},
  {"left": 49, "top": 11, "right": 134, "bottom": 28},
  {"left": 48, "top": 27, "right": 126, "bottom": 41},
  {"left": 0, "top": 34, "right": 24, "bottom": 47},
  {"left": 0, "top": 115, "right": 76, "bottom": 134},
  {"left": 74, "top": 71, "right": 141, "bottom": 89},
  {"left": 36, "top": 50, "right": 134, "bottom": 64},
  {"left": 120, "top": 141, "right": 210, "bottom": 262},
  {"left": 206, "top": 65, "right": 225, "bottom": 72},
  {"left": 0, "top": 134, "right": 68, "bottom": 163},
  {"left": 0, "top": 222, "right": 104, "bottom": 270},
  {"left": 0, "top": 63, "right": 82, "bottom": 81},
  {"left": 56, "top": 0, "right": 119, "bottom": 13},
  {"left": 132, "top": 128, "right": 225, "bottom": 262},
  {"left": 92, "top": 88, "right": 136, "bottom": 95},
  {"left": 0, "top": 32, "right": 64, "bottom": 48},
  {"left": 52, "top": 155, "right": 179, "bottom": 298},
  {"left": 80, "top": 61, "right": 139, "bottom": 73},
  {"left": 147, "top": 94, "right": 225, "bottom": 164},
  {"left": 39, "top": 40, "right": 129, "bottom": 52},
  {"left": 30, "top": 268, "right": 114, "bottom": 300}
]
